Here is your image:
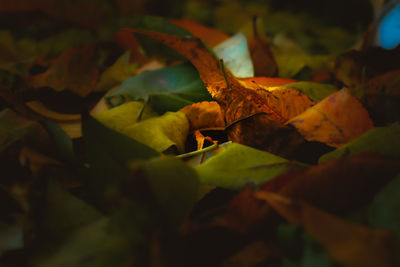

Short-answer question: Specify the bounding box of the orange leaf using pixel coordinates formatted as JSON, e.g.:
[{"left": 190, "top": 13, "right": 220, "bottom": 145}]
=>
[
  {"left": 179, "top": 101, "right": 225, "bottom": 131},
  {"left": 287, "top": 88, "right": 373, "bottom": 147},
  {"left": 170, "top": 18, "right": 229, "bottom": 47},
  {"left": 238, "top": 77, "right": 297, "bottom": 88},
  {"left": 255, "top": 192, "right": 397, "bottom": 267},
  {"left": 29, "top": 44, "right": 99, "bottom": 97}
]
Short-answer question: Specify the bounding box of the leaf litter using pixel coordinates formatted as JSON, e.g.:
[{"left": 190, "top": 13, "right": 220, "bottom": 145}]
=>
[{"left": 0, "top": 2, "right": 399, "bottom": 266}]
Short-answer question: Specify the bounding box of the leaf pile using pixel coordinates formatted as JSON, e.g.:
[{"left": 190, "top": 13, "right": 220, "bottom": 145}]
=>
[{"left": 0, "top": 1, "right": 399, "bottom": 266}]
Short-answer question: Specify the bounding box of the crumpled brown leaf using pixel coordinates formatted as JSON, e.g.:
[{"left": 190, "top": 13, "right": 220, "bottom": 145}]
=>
[
  {"left": 125, "top": 29, "right": 315, "bottom": 154},
  {"left": 179, "top": 101, "right": 225, "bottom": 131}
]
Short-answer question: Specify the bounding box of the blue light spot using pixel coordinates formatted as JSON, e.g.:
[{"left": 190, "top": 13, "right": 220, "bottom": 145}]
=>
[{"left": 378, "top": 4, "right": 400, "bottom": 49}]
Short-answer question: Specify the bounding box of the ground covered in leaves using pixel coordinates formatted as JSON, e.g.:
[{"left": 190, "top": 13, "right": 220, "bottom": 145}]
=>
[{"left": 0, "top": 0, "right": 399, "bottom": 266}]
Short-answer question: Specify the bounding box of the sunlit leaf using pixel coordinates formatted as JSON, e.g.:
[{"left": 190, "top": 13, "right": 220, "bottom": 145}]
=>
[
  {"left": 288, "top": 88, "right": 373, "bottom": 147},
  {"left": 195, "top": 143, "right": 303, "bottom": 190}
]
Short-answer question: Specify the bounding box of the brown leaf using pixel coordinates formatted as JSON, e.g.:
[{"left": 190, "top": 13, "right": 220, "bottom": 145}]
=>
[
  {"left": 287, "top": 88, "right": 373, "bottom": 147},
  {"left": 170, "top": 18, "right": 230, "bottom": 47},
  {"left": 334, "top": 46, "right": 400, "bottom": 90},
  {"left": 255, "top": 192, "right": 398, "bottom": 267},
  {"left": 219, "top": 153, "right": 400, "bottom": 233},
  {"left": 363, "top": 69, "right": 400, "bottom": 125},
  {"left": 29, "top": 44, "right": 99, "bottom": 97},
  {"left": 238, "top": 77, "right": 297, "bottom": 88},
  {"left": 126, "top": 29, "right": 315, "bottom": 153},
  {"left": 247, "top": 17, "right": 278, "bottom": 77}
]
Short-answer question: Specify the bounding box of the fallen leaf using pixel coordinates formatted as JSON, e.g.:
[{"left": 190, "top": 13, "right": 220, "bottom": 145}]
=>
[
  {"left": 179, "top": 101, "right": 225, "bottom": 131},
  {"left": 238, "top": 77, "right": 296, "bottom": 89},
  {"left": 121, "top": 111, "right": 189, "bottom": 154},
  {"left": 29, "top": 44, "right": 99, "bottom": 97},
  {"left": 195, "top": 143, "right": 304, "bottom": 190},
  {"left": 213, "top": 32, "right": 254, "bottom": 77},
  {"left": 363, "top": 69, "right": 400, "bottom": 125},
  {"left": 319, "top": 123, "right": 400, "bottom": 163},
  {"left": 368, "top": 174, "right": 400, "bottom": 238},
  {"left": 255, "top": 192, "right": 398, "bottom": 267},
  {"left": 107, "top": 63, "right": 211, "bottom": 113},
  {"left": 170, "top": 18, "right": 229, "bottom": 47},
  {"left": 247, "top": 17, "right": 278, "bottom": 77},
  {"left": 126, "top": 29, "right": 315, "bottom": 153},
  {"left": 94, "top": 101, "right": 156, "bottom": 133},
  {"left": 0, "top": 108, "right": 49, "bottom": 153},
  {"left": 220, "top": 153, "right": 400, "bottom": 233},
  {"left": 94, "top": 51, "right": 138, "bottom": 92},
  {"left": 283, "top": 81, "right": 338, "bottom": 102},
  {"left": 288, "top": 88, "right": 374, "bottom": 147}
]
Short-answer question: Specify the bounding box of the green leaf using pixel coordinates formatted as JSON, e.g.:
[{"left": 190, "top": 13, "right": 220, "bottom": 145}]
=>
[
  {"left": 82, "top": 114, "right": 159, "bottom": 193},
  {"left": 41, "top": 121, "right": 75, "bottom": 162},
  {"left": 121, "top": 111, "right": 189, "bottom": 154},
  {"left": 195, "top": 143, "right": 303, "bottom": 190},
  {"left": 94, "top": 101, "right": 157, "bottom": 133},
  {"left": 107, "top": 63, "right": 211, "bottom": 112},
  {"left": 319, "top": 123, "right": 400, "bottom": 163},
  {"left": 142, "top": 157, "right": 199, "bottom": 226},
  {"left": 43, "top": 180, "right": 103, "bottom": 241},
  {"left": 284, "top": 81, "right": 338, "bottom": 102},
  {"left": 368, "top": 174, "right": 400, "bottom": 238},
  {"left": 213, "top": 32, "right": 254, "bottom": 77}
]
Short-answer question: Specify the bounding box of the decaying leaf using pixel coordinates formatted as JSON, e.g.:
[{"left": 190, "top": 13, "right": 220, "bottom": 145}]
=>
[
  {"left": 255, "top": 192, "right": 398, "bottom": 267},
  {"left": 288, "top": 88, "right": 374, "bottom": 147},
  {"left": 29, "top": 44, "right": 99, "bottom": 97}
]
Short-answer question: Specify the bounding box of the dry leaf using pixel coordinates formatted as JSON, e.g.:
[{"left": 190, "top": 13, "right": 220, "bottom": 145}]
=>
[
  {"left": 179, "top": 101, "right": 225, "bottom": 131},
  {"left": 29, "top": 44, "right": 99, "bottom": 97},
  {"left": 287, "top": 88, "right": 374, "bottom": 147},
  {"left": 255, "top": 192, "right": 397, "bottom": 267},
  {"left": 126, "top": 29, "right": 316, "bottom": 153}
]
